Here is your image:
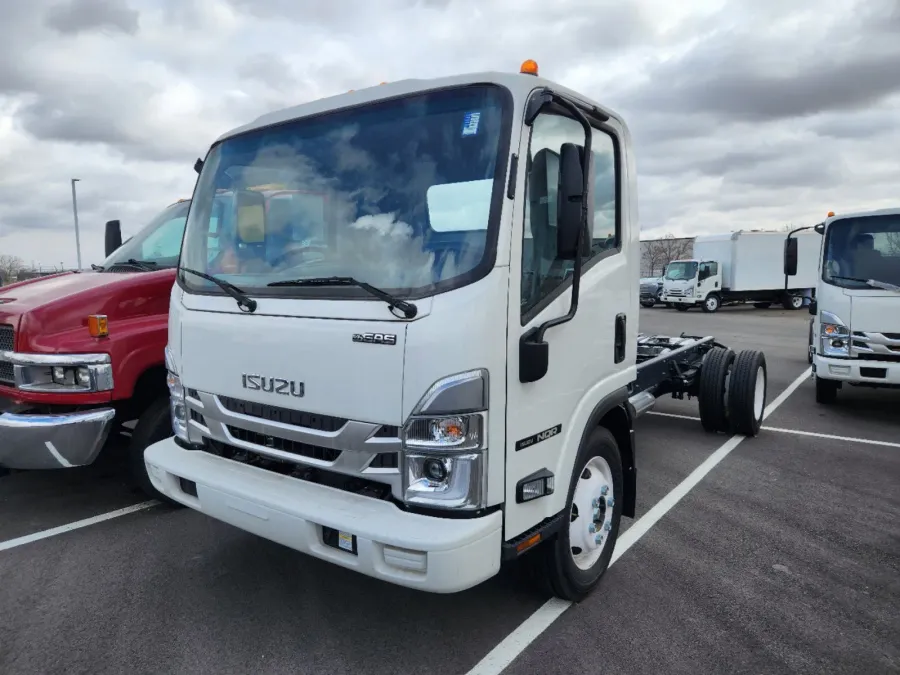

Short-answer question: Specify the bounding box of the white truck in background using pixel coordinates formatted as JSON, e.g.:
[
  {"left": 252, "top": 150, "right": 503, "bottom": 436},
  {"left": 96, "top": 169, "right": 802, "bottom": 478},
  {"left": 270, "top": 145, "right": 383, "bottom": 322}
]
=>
[
  {"left": 785, "top": 208, "right": 900, "bottom": 403},
  {"left": 662, "top": 230, "right": 819, "bottom": 313},
  {"left": 144, "top": 62, "right": 770, "bottom": 600}
]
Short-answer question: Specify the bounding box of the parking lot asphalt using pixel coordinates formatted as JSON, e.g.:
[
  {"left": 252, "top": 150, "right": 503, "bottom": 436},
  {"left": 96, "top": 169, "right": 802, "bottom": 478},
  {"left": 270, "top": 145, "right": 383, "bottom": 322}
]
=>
[{"left": 2, "top": 305, "right": 898, "bottom": 675}]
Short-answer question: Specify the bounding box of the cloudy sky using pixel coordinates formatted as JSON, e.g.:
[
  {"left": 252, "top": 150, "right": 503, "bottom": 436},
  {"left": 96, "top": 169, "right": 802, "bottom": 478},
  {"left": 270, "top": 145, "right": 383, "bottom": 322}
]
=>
[{"left": 1, "top": 0, "right": 898, "bottom": 270}]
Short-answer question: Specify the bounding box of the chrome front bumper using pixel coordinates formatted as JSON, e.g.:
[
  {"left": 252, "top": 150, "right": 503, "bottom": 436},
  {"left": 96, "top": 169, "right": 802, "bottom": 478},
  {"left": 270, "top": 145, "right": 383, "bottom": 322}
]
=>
[{"left": 0, "top": 407, "right": 116, "bottom": 469}]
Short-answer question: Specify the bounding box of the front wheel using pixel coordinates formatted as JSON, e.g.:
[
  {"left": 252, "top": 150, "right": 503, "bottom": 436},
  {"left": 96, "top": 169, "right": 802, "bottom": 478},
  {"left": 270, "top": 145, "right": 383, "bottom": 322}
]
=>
[
  {"left": 640, "top": 299, "right": 655, "bottom": 308},
  {"left": 128, "top": 395, "right": 183, "bottom": 506},
  {"left": 701, "top": 294, "right": 721, "bottom": 313},
  {"left": 533, "top": 427, "right": 623, "bottom": 602},
  {"left": 815, "top": 376, "right": 838, "bottom": 404},
  {"left": 782, "top": 294, "right": 804, "bottom": 310}
]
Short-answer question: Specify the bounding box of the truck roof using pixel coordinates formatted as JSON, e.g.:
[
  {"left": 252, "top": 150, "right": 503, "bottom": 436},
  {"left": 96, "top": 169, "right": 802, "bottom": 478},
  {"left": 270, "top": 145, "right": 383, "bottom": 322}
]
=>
[
  {"left": 215, "top": 70, "right": 629, "bottom": 144},
  {"left": 694, "top": 229, "right": 819, "bottom": 243},
  {"left": 826, "top": 206, "right": 900, "bottom": 223}
]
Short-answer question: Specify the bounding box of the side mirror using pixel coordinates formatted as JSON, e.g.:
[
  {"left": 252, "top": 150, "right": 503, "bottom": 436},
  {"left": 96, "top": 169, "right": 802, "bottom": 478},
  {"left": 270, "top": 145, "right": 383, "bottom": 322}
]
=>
[
  {"left": 784, "top": 237, "right": 799, "bottom": 276},
  {"left": 104, "top": 220, "right": 122, "bottom": 257},
  {"left": 556, "top": 143, "right": 592, "bottom": 260},
  {"left": 519, "top": 328, "right": 549, "bottom": 383},
  {"left": 814, "top": 222, "right": 825, "bottom": 235},
  {"left": 194, "top": 158, "right": 204, "bottom": 175},
  {"left": 808, "top": 300, "right": 817, "bottom": 315}
]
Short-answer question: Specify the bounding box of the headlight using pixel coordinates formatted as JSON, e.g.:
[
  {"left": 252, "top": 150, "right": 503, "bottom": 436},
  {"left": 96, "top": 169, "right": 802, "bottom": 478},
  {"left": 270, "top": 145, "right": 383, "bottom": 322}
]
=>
[
  {"left": 10, "top": 353, "right": 113, "bottom": 393},
  {"left": 165, "top": 346, "right": 188, "bottom": 442},
  {"left": 685, "top": 287, "right": 694, "bottom": 297},
  {"left": 401, "top": 369, "right": 488, "bottom": 510},
  {"left": 820, "top": 311, "right": 850, "bottom": 358}
]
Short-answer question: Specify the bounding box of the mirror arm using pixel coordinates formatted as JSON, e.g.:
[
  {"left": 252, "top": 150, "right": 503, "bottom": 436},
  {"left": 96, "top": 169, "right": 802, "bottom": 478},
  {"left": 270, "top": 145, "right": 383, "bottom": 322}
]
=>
[{"left": 532, "top": 95, "right": 593, "bottom": 343}]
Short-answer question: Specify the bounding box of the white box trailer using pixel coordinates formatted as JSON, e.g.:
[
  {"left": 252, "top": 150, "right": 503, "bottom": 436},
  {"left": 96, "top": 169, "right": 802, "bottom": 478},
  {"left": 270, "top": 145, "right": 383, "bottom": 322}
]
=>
[{"left": 662, "top": 230, "right": 821, "bottom": 313}]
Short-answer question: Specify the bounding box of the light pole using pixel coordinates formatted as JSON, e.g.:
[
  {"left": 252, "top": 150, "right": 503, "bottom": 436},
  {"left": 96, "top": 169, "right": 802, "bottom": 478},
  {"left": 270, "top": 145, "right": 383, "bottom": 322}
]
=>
[{"left": 70, "top": 178, "right": 82, "bottom": 271}]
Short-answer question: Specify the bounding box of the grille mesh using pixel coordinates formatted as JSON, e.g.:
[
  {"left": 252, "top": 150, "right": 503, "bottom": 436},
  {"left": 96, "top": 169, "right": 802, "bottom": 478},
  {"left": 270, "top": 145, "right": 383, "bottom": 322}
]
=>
[{"left": 0, "top": 324, "right": 14, "bottom": 385}]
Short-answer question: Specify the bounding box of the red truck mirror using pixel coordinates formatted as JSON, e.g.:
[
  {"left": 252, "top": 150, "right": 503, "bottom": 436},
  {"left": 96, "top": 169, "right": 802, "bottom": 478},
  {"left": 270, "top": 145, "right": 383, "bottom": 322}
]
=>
[{"left": 105, "top": 220, "right": 122, "bottom": 258}]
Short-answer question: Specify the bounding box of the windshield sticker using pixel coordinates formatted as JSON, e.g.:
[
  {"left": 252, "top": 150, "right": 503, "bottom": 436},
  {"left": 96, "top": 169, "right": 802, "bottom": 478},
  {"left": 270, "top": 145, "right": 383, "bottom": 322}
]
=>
[{"left": 461, "top": 111, "right": 481, "bottom": 137}]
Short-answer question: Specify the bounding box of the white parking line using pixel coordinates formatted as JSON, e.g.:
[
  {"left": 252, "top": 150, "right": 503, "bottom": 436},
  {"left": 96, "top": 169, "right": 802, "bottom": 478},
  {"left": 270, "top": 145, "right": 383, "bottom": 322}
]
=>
[
  {"left": 466, "top": 367, "right": 812, "bottom": 675},
  {"left": 0, "top": 501, "right": 159, "bottom": 553},
  {"left": 647, "top": 413, "right": 900, "bottom": 449}
]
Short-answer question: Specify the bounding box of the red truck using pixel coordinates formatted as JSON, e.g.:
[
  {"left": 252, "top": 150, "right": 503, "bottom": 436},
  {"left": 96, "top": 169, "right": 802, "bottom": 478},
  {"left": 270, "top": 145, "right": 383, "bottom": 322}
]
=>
[{"left": 0, "top": 199, "right": 192, "bottom": 499}]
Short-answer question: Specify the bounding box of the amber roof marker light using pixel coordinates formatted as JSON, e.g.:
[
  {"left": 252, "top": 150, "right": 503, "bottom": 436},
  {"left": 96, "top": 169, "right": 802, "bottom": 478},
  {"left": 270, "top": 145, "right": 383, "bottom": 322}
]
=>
[{"left": 520, "top": 59, "right": 539, "bottom": 76}]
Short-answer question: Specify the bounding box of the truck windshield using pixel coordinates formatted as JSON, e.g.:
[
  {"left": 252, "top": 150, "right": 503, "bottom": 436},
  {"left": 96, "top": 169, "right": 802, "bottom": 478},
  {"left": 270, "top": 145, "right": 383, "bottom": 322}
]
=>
[
  {"left": 664, "top": 262, "right": 697, "bottom": 281},
  {"left": 823, "top": 214, "right": 900, "bottom": 288},
  {"left": 179, "top": 84, "right": 511, "bottom": 299},
  {"left": 101, "top": 200, "right": 191, "bottom": 270}
]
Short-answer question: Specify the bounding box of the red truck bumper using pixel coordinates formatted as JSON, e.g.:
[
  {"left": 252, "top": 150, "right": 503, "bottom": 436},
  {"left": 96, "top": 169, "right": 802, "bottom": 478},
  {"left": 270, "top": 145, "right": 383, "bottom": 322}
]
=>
[{"left": 0, "top": 403, "right": 116, "bottom": 470}]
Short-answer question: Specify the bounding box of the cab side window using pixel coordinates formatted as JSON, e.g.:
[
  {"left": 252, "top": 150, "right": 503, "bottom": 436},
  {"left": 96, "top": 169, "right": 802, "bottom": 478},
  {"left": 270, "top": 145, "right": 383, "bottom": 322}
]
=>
[
  {"left": 699, "top": 262, "right": 718, "bottom": 279},
  {"left": 521, "top": 112, "right": 619, "bottom": 318}
]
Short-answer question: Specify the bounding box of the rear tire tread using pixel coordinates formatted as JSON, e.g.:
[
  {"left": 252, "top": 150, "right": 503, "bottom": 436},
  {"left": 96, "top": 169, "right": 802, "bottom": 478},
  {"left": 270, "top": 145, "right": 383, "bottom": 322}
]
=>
[
  {"left": 727, "top": 350, "right": 768, "bottom": 436},
  {"left": 698, "top": 347, "right": 735, "bottom": 433}
]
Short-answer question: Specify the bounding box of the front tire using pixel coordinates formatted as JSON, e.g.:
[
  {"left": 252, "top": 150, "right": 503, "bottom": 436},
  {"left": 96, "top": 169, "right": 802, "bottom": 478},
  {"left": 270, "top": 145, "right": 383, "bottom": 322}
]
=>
[
  {"left": 815, "top": 376, "right": 838, "bottom": 404},
  {"left": 702, "top": 294, "right": 721, "bottom": 313},
  {"left": 782, "top": 294, "right": 804, "bottom": 310},
  {"left": 807, "top": 320, "right": 814, "bottom": 364},
  {"left": 128, "top": 395, "right": 183, "bottom": 506},
  {"left": 535, "top": 427, "right": 623, "bottom": 602}
]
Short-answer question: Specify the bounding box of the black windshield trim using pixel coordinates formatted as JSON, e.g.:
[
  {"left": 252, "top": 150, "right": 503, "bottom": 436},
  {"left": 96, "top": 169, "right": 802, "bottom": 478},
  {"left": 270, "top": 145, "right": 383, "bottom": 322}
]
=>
[{"left": 176, "top": 82, "right": 514, "bottom": 303}]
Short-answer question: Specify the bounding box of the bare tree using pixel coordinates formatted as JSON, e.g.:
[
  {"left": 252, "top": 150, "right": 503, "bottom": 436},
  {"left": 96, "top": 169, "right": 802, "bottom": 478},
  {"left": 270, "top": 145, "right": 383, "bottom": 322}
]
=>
[
  {"left": 642, "top": 235, "right": 693, "bottom": 277},
  {"left": 0, "top": 254, "right": 25, "bottom": 285}
]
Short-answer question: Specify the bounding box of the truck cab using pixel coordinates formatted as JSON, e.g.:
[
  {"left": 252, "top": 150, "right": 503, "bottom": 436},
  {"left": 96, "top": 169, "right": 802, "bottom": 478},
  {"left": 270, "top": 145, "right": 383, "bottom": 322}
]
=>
[
  {"left": 799, "top": 208, "right": 900, "bottom": 402},
  {"left": 661, "top": 258, "right": 722, "bottom": 312},
  {"left": 0, "top": 200, "right": 190, "bottom": 496},
  {"left": 144, "top": 63, "right": 769, "bottom": 599}
]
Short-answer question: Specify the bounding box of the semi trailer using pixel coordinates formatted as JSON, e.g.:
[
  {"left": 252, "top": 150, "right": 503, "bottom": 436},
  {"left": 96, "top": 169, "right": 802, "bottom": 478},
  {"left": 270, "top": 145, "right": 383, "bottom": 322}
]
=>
[{"left": 144, "top": 61, "right": 770, "bottom": 599}]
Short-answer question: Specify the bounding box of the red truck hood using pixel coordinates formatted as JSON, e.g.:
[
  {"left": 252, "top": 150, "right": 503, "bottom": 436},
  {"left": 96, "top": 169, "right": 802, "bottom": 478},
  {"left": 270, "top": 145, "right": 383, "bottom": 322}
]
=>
[{"left": 0, "top": 269, "right": 176, "bottom": 353}]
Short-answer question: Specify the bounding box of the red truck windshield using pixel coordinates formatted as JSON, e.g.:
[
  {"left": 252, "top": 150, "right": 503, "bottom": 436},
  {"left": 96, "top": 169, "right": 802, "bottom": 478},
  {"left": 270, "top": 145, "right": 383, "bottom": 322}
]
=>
[{"left": 101, "top": 200, "right": 192, "bottom": 271}]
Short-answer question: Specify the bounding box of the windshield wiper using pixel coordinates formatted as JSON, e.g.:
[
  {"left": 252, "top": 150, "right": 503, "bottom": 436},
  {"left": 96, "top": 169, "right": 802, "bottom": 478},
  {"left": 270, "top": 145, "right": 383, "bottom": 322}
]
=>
[
  {"left": 831, "top": 275, "right": 900, "bottom": 292},
  {"left": 180, "top": 267, "right": 258, "bottom": 313},
  {"left": 126, "top": 258, "right": 159, "bottom": 271},
  {"left": 91, "top": 264, "right": 105, "bottom": 272},
  {"left": 268, "top": 276, "right": 418, "bottom": 319}
]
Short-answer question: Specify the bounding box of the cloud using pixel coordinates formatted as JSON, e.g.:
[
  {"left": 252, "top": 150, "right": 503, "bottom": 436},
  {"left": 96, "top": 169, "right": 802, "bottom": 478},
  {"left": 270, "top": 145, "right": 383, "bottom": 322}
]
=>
[
  {"left": 0, "top": 0, "right": 899, "bottom": 270},
  {"left": 45, "top": 0, "right": 140, "bottom": 36}
]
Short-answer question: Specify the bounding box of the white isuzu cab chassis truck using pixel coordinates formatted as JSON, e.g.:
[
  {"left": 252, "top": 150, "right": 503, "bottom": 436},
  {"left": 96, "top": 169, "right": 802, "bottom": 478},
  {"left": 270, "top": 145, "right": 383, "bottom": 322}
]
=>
[{"left": 145, "top": 62, "right": 769, "bottom": 600}]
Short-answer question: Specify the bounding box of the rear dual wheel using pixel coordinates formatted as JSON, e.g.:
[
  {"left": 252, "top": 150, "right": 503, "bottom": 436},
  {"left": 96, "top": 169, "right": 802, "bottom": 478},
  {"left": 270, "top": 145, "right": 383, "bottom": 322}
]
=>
[{"left": 698, "top": 347, "right": 768, "bottom": 436}]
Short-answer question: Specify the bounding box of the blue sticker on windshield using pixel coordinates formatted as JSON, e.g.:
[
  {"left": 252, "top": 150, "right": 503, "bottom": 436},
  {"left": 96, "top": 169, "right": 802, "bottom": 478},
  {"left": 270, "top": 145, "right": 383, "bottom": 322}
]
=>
[{"left": 461, "top": 111, "right": 481, "bottom": 137}]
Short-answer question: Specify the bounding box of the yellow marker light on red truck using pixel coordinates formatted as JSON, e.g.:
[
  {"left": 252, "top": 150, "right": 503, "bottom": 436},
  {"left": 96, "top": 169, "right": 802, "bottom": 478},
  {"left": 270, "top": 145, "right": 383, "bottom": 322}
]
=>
[{"left": 88, "top": 314, "right": 109, "bottom": 338}]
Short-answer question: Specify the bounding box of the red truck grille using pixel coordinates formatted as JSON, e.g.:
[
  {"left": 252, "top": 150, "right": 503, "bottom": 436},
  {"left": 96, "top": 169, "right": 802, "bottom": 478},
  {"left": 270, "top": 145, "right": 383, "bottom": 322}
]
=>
[{"left": 0, "top": 324, "right": 14, "bottom": 385}]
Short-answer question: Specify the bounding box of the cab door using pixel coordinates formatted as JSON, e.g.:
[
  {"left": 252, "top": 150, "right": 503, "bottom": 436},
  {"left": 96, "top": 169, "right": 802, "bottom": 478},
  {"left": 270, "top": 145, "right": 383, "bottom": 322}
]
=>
[{"left": 504, "top": 99, "right": 637, "bottom": 540}]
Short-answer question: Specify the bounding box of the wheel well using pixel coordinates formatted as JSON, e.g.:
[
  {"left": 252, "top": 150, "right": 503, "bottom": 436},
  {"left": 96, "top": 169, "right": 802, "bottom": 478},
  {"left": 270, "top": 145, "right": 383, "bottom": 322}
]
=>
[
  {"left": 119, "top": 365, "right": 168, "bottom": 422},
  {"left": 599, "top": 405, "right": 636, "bottom": 519}
]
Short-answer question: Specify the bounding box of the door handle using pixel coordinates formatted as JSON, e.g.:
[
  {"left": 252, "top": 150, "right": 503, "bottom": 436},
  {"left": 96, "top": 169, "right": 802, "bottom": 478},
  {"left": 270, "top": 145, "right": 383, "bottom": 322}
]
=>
[{"left": 614, "top": 313, "right": 626, "bottom": 364}]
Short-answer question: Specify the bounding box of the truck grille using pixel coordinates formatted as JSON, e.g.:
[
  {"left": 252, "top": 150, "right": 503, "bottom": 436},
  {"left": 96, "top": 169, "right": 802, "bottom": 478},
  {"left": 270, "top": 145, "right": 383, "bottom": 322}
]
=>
[
  {"left": 184, "top": 390, "right": 404, "bottom": 499},
  {"left": 0, "top": 325, "right": 14, "bottom": 385},
  {"left": 850, "top": 330, "right": 900, "bottom": 361},
  {"left": 666, "top": 289, "right": 686, "bottom": 297}
]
